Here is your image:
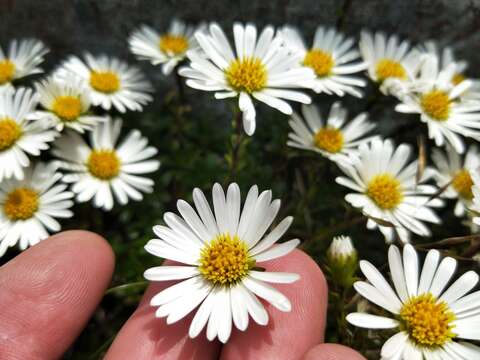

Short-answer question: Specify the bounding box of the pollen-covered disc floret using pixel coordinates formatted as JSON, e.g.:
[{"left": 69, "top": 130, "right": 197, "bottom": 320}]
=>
[
  {"left": 0, "top": 60, "right": 15, "bottom": 85},
  {"left": 52, "top": 117, "right": 160, "bottom": 211},
  {"left": 57, "top": 53, "right": 153, "bottom": 113},
  {"left": 144, "top": 183, "right": 300, "bottom": 343},
  {"left": 347, "top": 244, "right": 480, "bottom": 359},
  {"left": 451, "top": 169, "right": 473, "bottom": 200},
  {"left": 336, "top": 138, "right": 442, "bottom": 243},
  {"left": 303, "top": 49, "right": 335, "bottom": 77},
  {"left": 199, "top": 234, "right": 255, "bottom": 285},
  {"left": 420, "top": 90, "right": 451, "bottom": 121},
  {"left": 400, "top": 293, "right": 456, "bottom": 347},
  {"left": 129, "top": 19, "right": 199, "bottom": 75},
  {"left": 314, "top": 127, "right": 344, "bottom": 153},
  {"left": 89, "top": 71, "right": 120, "bottom": 93},
  {"left": 179, "top": 22, "right": 315, "bottom": 135},
  {"left": 366, "top": 174, "right": 403, "bottom": 210},
  {"left": 225, "top": 57, "right": 267, "bottom": 93},
  {"left": 0, "top": 117, "right": 22, "bottom": 151},
  {"left": 288, "top": 102, "right": 377, "bottom": 164},
  {"left": 87, "top": 149, "right": 121, "bottom": 180},
  {"left": 52, "top": 96, "right": 82, "bottom": 121},
  {"left": 3, "top": 187, "right": 39, "bottom": 220},
  {"left": 0, "top": 162, "right": 73, "bottom": 257},
  {"left": 375, "top": 59, "right": 407, "bottom": 82},
  {"left": 280, "top": 26, "right": 366, "bottom": 97},
  {"left": 159, "top": 34, "right": 189, "bottom": 55}
]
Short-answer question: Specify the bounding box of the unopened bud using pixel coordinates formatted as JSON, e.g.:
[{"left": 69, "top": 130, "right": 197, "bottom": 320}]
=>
[{"left": 327, "top": 235, "right": 358, "bottom": 288}]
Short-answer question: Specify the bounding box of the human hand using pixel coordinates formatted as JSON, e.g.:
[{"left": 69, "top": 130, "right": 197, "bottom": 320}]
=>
[{"left": 0, "top": 231, "right": 366, "bottom": 360}]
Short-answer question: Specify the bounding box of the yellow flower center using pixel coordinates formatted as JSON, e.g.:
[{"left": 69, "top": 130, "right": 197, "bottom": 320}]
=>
[
  {"left": 452, "top": 169, "right": 473, "bottom": 200},
  {"left": 198, "top": 233, "right": 255, "bottom": 286},
  {"left": 452, "top": 73, "right": 466, "bottom": 86},
  {"left": 375, "top": 58, "right": 407, "bottom": 82},
  {"left": 0, "top": 59, "right": 15, "bottom": 85},
  {"left": 159, "top": 34, "right": 189, "bottom": 55},
  {"left": 303, "top": 49, "right": 335, "bottom": 77},
  {"left": 87, "top": 149, "right": 121, "bottom": 180},
  {"left": 89, "top": 71, "right": 120, "bottom": 93},
  {"left": 225, "top": 57, "right": 267, "bottom": 93},
  {"left": 52, "top": 96, "right": 82, "bottom": 122},
  {"left": 3, "top": 188, "right": 39, "bottom": 221},
  {"left": 0, "top": 118, "right": 22, "bottom": 151},
  {"left": 421, "top": 90, "right": 451, "bottom": 121},
  {"left": 400, "top": 293, "right": 456, "bottom": 347},
  {"left": 366, "top": 174, "right": 403, "bottom": 210},
  {"left": 314, "top": 127, "right": 344, "bottom": 153}
]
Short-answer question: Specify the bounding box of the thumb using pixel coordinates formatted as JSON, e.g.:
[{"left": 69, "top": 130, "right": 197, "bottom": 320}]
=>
[{"left": 303, "top": 343, "right": 366, "bottom": 360}]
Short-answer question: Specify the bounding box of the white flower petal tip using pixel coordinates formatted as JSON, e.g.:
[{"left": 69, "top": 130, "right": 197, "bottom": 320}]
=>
[{"left": 144, "top": 183, "right": 298, "bottom": 342}]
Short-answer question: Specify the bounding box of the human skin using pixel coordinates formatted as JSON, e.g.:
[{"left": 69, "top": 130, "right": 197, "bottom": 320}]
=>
[{"left": 0, "top": 230, "right": 366, "bottom": 360}]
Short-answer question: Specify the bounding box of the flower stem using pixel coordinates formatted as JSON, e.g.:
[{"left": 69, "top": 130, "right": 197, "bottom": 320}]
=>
[
  {"left": 226, "top": 107, "right": 246, "bottom": 182},
  {"left": 174, "top": 70, "right": 185, "bottom": 103}
]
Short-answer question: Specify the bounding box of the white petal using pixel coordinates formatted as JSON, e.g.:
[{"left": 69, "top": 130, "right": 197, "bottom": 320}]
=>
[
  {"left": 243, "top": 277, "right": 291, "bottom": 312},
  {"left": 346, "top": 313, "right": 399, "bottom": 329},
  {"left": 144, "top": 266, "right": 199, "bottom": 281}
]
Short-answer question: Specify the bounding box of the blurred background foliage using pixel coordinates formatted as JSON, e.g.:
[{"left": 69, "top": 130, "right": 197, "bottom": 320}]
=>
[{"left": 1, "top": 0, "right": 480, "bottom": 358}]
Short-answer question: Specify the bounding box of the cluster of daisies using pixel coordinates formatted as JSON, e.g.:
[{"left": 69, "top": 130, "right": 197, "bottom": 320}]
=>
[
  {"left": 129, "top": 20, "right": 480, "bottom": 243},
  {"left": 2, "top": 18, "right": 480, "bottom": 358},
  {"left": 126, "top": 19, "right": 480, "bottom": 357},
  {"left": 0, "top": 38, "right": 159, "bottom": 256}
]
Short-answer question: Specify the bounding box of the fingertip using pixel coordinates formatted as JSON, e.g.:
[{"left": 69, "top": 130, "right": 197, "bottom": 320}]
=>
[
  {"left": 0, "top": 230, "right": 115, "bottom": 360},
  {"left": 303, "top": 343, "right": 366, "bottom": 360},
  {"left": 48, "top": 230, "right": 115, "bottom": 272}
]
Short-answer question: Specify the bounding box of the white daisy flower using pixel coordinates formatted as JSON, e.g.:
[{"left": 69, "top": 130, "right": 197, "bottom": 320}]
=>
[
  {"left": 52, "top": 117, "right": 160, "bottom": 211},
  {"left": 287, "top": 101, "right": 377, "bottom": 163},
  {"left": 416, "top": 40, "right": 480, "bottom": 101},
  {"left": 178, "top": 22, "right": 315, "bottom": 136},
  {"left": 347, "top": 244, "right": 480, "bottom": 360},
  {"left": 395, "top": 55, "right": 480, "bottom": 154},
  {"left": 431, "top": 144, "right": 480, "bottom": 217},
  {"left": 31, "top": 74, "right": 106, "bottom": 133},
  {"left": 280, "top": 26, "right": 367, "bottom": 98},
  {"left": 57, "top": 53, "right": 153, "bottom": 113},
  {"left": 0, "top": 39, "right": 49, "bottom": 91},
  {"left": 0, "top": 87, "right": 57, "bottom": 182},
  {"left": 144, "top": 183, "right": 300, "bottom": 343},
  {"left": 129, "top": 19, "right": 200, "bottom": 75},
  {"left": 335, "top": 138, "right": 443, "bottom": 243},
  {"left": 359, "top": 31, "right": 419, "bottom": 96},
  {"left": 0, "top": 162, "right": 74, "bottom": 257}
]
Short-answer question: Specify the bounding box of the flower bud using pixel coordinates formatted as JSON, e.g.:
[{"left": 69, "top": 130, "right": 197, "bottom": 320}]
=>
[{"left": 327, "top": 235, "right": 358, "bottom": 288}]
